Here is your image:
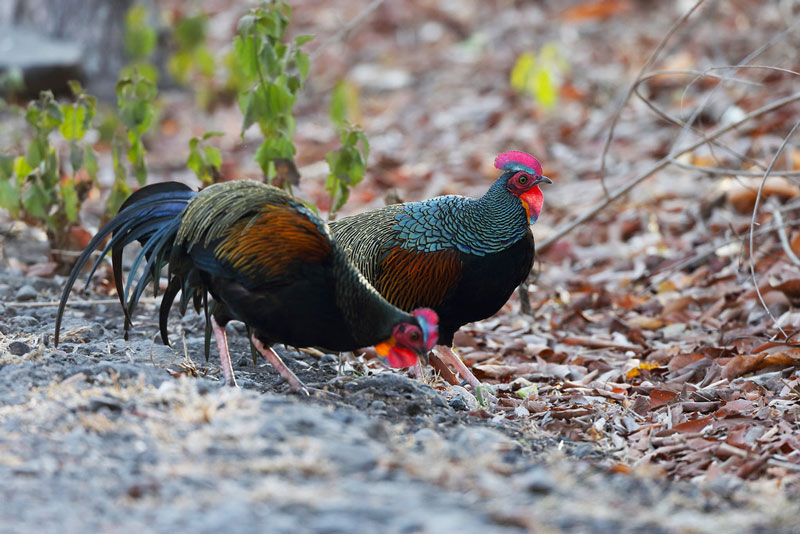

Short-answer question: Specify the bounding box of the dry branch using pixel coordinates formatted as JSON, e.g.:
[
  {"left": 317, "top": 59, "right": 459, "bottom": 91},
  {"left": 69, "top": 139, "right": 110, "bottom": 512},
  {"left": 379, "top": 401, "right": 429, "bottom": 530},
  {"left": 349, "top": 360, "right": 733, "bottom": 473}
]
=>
[{"left": 539, "top": 91, "right": 800, "bottom": 252}]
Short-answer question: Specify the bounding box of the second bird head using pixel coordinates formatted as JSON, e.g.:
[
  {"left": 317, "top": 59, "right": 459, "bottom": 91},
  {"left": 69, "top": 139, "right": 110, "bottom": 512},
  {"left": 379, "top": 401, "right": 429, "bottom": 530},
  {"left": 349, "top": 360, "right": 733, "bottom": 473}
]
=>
[{"left": 374, "top": 308, "right": 439, "bottom": 368}]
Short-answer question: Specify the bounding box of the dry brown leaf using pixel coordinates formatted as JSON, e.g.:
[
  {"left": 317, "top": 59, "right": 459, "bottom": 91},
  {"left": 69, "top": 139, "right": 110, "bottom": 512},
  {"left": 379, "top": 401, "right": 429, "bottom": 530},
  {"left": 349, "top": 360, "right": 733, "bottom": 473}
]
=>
[
  {"left": 627, "top": 315, "right": 664, "bottom": 330},
  {"left": 668, "top": 353, "right": 705, "bottom": 372},
  {"left": 473, "top": 364, "right": 518, "bottom": 379},
  {"left": 773, "top": 279, "right": 800, "bottom": 307},
  {"left": 658, "top": 416, "right": 714, "bottom": 436},
  {"left": 714, "top": 399, "right": 755, "bottom": 418},
  {"left": 721, "top": 352, "right": 800, "bottom": 380},
  {"left": 649, "top": 389, "right": 678, "bottom": 409},
  {"left": 726, "top": 176, "right": 800, "bottom": 213},
  {"left": 560, "top": 0, "right": 631, "bottom": 21}
]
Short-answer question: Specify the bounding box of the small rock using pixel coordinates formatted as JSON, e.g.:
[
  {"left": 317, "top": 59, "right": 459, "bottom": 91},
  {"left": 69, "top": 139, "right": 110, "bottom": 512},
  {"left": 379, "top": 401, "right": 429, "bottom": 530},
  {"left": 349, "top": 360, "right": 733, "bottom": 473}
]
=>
[
  {"left": 87, "top": 395, "right": 124, "bottom": 412},
  {"left": 7, "top": 341, "right": 32, "bottom": 356},
  {"left": 448, "top": 385, "right": 479, "bottom": 411},
  {"left": 15, "top": 284, "right": 38, "bottom": 301},
  {"left": 515, "top": 467, "right": 555, "bottom": 494},
  {"left": 9, "top": 315, "right": 39, "bottom": 329}
]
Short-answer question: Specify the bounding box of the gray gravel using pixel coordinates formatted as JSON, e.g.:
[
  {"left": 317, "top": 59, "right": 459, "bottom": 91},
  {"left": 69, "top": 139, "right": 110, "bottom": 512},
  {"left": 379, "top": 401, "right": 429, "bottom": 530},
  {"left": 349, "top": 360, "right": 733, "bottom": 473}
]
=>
[{"left": 1, "top": 265, "right": 799, "bottom": 534}]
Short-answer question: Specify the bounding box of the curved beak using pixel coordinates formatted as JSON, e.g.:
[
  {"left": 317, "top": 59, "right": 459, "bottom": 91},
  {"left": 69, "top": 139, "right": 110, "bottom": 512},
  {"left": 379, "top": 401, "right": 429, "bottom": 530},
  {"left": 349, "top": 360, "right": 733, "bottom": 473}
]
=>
[{"left": 534, "top": 176, "right": 552, "bottom": 186}]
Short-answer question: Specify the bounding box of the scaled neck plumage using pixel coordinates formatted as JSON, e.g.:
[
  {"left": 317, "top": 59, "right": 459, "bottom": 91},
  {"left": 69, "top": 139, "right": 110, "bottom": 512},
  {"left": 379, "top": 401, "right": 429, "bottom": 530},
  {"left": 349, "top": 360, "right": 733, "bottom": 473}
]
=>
[{"left": 393, "top": 176, "right": 531, "bottom": 256}]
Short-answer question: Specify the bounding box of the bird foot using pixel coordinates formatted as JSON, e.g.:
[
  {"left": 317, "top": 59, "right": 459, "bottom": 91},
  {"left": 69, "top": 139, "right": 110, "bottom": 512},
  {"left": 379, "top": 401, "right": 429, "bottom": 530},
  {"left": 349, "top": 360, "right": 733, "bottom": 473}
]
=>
[{"left": 251, "top": 335, "right": 309, "bottom": 395}]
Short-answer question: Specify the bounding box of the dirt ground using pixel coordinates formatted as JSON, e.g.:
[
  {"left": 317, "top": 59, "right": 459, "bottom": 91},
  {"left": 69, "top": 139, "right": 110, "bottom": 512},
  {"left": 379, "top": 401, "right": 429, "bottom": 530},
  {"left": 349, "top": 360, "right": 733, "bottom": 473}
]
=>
[{"left": 0, "top": 228, "right": 797, "bottom": 534}]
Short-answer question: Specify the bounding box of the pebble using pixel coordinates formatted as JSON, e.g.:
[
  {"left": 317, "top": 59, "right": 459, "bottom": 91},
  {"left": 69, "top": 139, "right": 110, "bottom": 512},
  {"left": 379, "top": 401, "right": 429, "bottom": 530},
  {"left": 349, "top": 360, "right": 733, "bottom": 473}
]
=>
[
  {"left": 7, "top": 341, "right": 31, "bottom": 356},
  {"left": 515, "top": 466, "right": 556, "bottom": 494},
  {"left": 448, "top": 385, "right": 479, "bottom": 411},
  {"left": 15, "top": 284, "right": 38, "bottom": 301}
]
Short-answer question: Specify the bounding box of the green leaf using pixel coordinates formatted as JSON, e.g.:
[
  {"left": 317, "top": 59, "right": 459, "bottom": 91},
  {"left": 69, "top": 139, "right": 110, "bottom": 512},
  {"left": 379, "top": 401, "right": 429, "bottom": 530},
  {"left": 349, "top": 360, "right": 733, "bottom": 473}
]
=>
[
  {"left": 254, "top": 137, "right": 293, "bottom": 175},
  {"left": 13, "top": 156, "right": 32, "bottom": 178},
  {"left": 187, "top": 148, "right": 203, "bottom": 176},
  {"left": 60, "top": 104, "right": 87, "bottom": 140},
  {"left": 60, "top": 179, "right": 79, "bottom": 222},
  {"left": 294, "top": 34, "right": 314, "bottom": 47},
  {"left": 240, "top": 90, "right": 267, "bottom": 134},
  {"left": 124, "top": 4, "right": 157, "bottom": 60},
  {"left": 21, "top": 181, "right": 51, "bottom": 220},
  {"left": 106, "top": 176, "right": 131, "bottom": 215},
  {"left": 174, "top": 14, "right": 207, "bottom": 50},
  {"left": 0, "top": 176, "right": 19, "bottom": 217},
  {"left": 202, "top": 130, "right": 224, "bottom": 140},
  {"left": 234, "top": 35, "right": 258, "bottom": 79},
  {"left": 0, "top": 154, "right": 13, "bottom": 178},
  {"left": 265, "top": 82, "right": 293, "bottom": 115},
  {"left": 295, "top": 52, "right": 310, "bottom": 82},
  {"left": 69, "top": 140, "right": 84, "bottom": 172},
  {"left": 516, "top": 384, "right": 538, "bottom": 399},
  {"left": 167, "top": 51, "right": 193, "bottom": 84},
  {"left": 510, "top": 52, "right": 535, "bottom": 93},
  {"left": 194, "top": 47, "right": 216, "bottom": 77},
  {"left": 259, "top": 40, "right": 280, "bottom": 79},
  {"left": 204, "top": 146, "right": 222, "bottom": 170},
  {"left": 25, "top": 140, "right": 43, "bottom": 168},
  {"left": 84, "top": 146, "right": 98, "bottom": 181}
]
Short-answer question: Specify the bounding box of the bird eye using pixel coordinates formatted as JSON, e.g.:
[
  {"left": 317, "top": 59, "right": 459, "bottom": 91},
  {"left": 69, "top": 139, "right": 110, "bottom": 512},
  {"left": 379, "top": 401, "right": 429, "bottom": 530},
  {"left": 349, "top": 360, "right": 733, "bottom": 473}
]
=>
[
  {"left": 410, "top": 331, "right": 420, "bottom": 342},
  {"left": 518, "top": 175, "right": 528, "bottom": 184}
]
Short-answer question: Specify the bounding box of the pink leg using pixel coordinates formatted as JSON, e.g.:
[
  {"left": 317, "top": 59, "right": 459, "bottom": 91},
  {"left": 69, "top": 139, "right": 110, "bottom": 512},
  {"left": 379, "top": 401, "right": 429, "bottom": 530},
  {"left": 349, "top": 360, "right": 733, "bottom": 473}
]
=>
[
  {"left": 433, "top": 345, "right": 482, "bottom": 390},
  {"left": 211, "top": 316, "right": 237, "bottom": 387},
  {"left": 251, "top": 336, "right": 309, "bottom": 395}
]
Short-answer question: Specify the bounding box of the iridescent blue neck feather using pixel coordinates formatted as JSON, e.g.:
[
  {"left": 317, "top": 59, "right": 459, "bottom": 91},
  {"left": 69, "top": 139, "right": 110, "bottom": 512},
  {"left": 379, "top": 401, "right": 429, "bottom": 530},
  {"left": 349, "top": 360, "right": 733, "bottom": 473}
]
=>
[{"left": 392, "top": 173, "right": 528, "bottom": 256}]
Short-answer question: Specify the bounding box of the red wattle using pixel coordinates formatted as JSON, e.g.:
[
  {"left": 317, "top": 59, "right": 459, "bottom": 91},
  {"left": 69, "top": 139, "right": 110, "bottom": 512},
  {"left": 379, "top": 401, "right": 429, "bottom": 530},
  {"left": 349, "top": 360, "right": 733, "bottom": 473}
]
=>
[
  {"left": 521, "top": 186, "right": 544, "bottom": 222},
  {"left": 386, "top": 347, "right": 418, "bottom": 368}
]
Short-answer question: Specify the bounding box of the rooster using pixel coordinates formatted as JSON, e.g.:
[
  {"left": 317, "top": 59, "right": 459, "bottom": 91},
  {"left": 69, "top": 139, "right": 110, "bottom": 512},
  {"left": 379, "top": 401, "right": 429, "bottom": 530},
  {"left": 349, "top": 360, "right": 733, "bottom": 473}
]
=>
[
  {"left": 329, "top": 151, "right": 550, "bottom": 388},
  {"left": 55, "top": 180, "right": 439, "bottom": 391}
]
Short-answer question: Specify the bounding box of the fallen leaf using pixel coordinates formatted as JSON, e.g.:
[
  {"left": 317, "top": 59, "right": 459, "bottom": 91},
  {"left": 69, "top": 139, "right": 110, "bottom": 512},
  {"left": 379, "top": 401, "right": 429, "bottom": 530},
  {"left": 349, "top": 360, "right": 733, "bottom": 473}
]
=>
[
  {"left": 668, "top": 353, "right": 705, "bottom": 372},
  {"left": 626, "top": 362, "right": 661, "bottom": 380},
  {"left": 650, "top": 389, "right": 678, "bottom": 409},
  {"left": 721, "top": 352, "right": 800, "bottom": 380},
  {"left": 560, "top": 0, "right": 631, "bottom": 22}
]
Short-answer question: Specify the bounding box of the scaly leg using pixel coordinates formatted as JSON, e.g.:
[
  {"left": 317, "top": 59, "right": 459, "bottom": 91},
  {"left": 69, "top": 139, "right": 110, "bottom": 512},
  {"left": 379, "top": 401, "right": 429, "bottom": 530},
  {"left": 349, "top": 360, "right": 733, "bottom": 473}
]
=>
[
  {"left": 211, "top": 316, "right": 237, "bottom": 387},
  {"left": 251, "top": 336, "right": 309, "bottom": 395},
  {"left": 432, "top": 345, "right": 481, "bottom": 390}
]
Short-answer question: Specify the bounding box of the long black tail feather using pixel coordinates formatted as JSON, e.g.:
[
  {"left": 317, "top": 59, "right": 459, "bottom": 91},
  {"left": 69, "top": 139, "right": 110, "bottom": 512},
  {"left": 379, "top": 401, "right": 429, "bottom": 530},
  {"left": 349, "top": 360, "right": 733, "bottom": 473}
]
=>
[{"left": 55, "top": 182, "right": 196, "bottom": 346}]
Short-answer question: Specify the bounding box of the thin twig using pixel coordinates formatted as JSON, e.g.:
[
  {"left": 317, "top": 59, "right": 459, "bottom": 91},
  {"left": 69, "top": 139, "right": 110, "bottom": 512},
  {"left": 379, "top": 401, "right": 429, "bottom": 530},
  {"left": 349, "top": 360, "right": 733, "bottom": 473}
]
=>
[
  {"left": 309, "top": 0, "right": 387, "bottom": 62},
  {"left": 670, "top": 23, "right": 796, "bottom": 159},
  {"left": 671, "top": 161, "right": 800, "bottom": 177},
  {"left": 7, "top": 297, "right": 158, "bottom": 308},
  {"left": 770, "top": 203, "right": 800, "bottom": 267},
  {"left": 748, "top": 119, "right": 800, "bottom": 339},
  {"left": 539, "top": 91, "right": 800, "bottom": 252},
  {"left": 647, "top": 219, "right": 800, "bottom": 283},
  {"left": 599, "top": 0, "right": 707, "bottom": 196}
]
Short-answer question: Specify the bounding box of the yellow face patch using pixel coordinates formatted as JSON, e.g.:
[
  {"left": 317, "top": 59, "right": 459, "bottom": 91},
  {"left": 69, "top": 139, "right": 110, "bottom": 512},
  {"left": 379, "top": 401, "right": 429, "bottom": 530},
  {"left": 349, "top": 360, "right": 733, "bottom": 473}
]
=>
[{"left": 374, "top": 340, "right": 393, "bottom": 357}]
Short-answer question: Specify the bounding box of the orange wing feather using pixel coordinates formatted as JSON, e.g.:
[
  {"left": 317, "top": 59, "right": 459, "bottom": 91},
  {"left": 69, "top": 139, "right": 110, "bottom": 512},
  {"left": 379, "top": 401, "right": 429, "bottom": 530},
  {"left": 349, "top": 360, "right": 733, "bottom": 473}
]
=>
[
  {"left": 376, "top": 247, "right": 462, "bottom": 311},
  {"left": 215, "top": 205, "right": 332, "bottom": 278}
]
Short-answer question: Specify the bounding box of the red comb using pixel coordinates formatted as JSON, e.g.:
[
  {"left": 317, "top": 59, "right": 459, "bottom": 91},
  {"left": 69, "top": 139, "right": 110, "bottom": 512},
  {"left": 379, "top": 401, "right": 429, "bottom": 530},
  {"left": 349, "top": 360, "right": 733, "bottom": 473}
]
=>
[
  {"left": 494, "top": 151, "right": 543, "bottom": 176},
  {"left": 412, "top": 308, "right": 439, "bottom": 350}
]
